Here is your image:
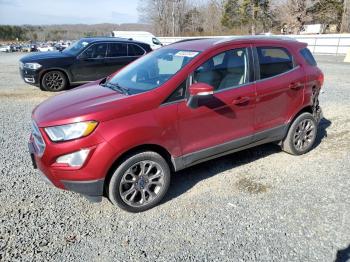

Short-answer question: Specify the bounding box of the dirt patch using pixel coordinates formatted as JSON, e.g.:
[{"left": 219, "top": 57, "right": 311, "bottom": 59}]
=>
[
  {"left": 237, "top": 177, "right": 269, "bottom": 194},
  {"left": 0, "top": 90, "right": 53, "bottom": 100},
  {"left": 327, "top": 130, "right": 350, "bottom": 140}
]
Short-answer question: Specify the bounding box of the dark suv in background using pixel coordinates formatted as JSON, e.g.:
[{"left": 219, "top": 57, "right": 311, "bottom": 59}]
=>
[{"left": 19, "top": 37, "right": 152, "bottom": 91}]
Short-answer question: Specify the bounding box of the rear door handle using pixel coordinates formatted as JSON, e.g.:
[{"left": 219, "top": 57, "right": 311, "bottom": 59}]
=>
[
  {"left": 289, "top": 82, "right": 303, "bottom": 90},
  {"left": 232, "top": 97, "right": 250, "bottom": 105}
]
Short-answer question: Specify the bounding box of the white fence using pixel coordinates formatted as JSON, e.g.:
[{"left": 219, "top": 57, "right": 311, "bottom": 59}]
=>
[{"left": 158, "top": 34, "right": 350, "bottom": 55}]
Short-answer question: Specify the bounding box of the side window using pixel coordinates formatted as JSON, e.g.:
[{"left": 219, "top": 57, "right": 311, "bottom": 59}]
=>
[
  {"left": 193, "top": 48, "right": 249, "bottom": 91},
  {"left": 128, "top": 44, "right": 145, "bottom": 56},
  {"left": 107, "top": 43, "right": 127, "bottom": 57},
  {"left": 257, "top": 47, "right": 294, "bottom": 79},
  {"left": 81, "top": 43, "right": 107, "bottom": 59},
  {"left": 164, "top": 80, "right": 187, "bottom": 103},
  {"left": 212, "top": 52, "right": 225, "bottom": 66}
]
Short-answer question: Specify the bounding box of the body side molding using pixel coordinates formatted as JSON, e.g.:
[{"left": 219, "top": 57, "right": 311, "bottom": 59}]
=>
[{"left": 173, "top": 124, "right": 288, "bottom": 171}]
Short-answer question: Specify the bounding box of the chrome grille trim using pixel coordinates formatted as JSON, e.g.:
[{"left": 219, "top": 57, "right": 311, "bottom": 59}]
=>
[{"left": 31, "top": 121, "right": 46, "bottom": 157}]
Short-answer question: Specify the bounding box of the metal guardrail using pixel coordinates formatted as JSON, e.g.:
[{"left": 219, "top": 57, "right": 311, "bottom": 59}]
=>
[{"left": 158, "top": 34, "right": 350, "bottom": 55}]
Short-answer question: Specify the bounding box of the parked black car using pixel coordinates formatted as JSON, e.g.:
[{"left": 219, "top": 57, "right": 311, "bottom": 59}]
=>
[{"left": 19, "top": 37, "right": 152, "bottom": 91}]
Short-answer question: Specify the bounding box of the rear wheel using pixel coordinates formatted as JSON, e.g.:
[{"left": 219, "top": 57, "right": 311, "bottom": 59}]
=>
[
  {"left": 282, "top": 112, "right": 317, "bottom": 155},
  {"left": 41, "top": 70, "right": 67, "bottom": 92},
  {"left": 108, "top": 151, "right": 171, "bottom": 212}
]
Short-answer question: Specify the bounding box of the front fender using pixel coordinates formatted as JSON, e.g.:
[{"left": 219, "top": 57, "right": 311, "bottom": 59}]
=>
[
  {"left": 39, "top": 67, "right": 73, "bottom": 84},
  {"left": 97, "top": 106, "right": 181, "bottom": 166}
]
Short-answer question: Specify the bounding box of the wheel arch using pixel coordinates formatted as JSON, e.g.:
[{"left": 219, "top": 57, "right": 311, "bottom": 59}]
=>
[
  {"left": 287, "top": 82, "right": 318, "bottom": 127},
  {"left": 287, "top": 105, "right": 313, "bottom": 128},
  {"left": 103, "top": 144, "right": 175, "bottom": 194},
  {"left": 39, "top": 68, "right": 71, "bottom": 88}
]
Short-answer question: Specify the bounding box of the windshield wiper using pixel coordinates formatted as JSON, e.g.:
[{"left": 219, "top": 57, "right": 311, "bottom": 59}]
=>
[{"left": 101, "top": 82, "right": 130, "bottom": 95}]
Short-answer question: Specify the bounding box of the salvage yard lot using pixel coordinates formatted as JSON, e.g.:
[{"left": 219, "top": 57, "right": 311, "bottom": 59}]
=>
[{"left": 0, "top": 52, "right": 349, "bottom": 261}]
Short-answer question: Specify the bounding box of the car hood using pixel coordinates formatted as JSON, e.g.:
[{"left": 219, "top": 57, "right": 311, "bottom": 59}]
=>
[
  {"left": 20, "top": 51, "right": 73, "bottom": 62},
  {"left": 32, "top": 81, "right": 132, "bottom": 127}
]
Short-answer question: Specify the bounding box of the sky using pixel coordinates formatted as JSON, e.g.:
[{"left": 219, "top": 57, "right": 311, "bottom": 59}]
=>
[{"left": 0, "top": 0, "right": 140, "bottom": 25}]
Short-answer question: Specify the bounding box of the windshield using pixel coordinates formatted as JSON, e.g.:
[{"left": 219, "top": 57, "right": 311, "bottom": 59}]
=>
[
  {"left": 106, "top": 48, "right": 200, "bottom": 94},
  {"left": 63, "top": 39, "right": 93, "bottom": 55}
]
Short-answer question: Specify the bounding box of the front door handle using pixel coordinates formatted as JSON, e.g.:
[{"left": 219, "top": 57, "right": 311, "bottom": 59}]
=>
[
  {"left": 289, "top": 82, "right": 303, "bottom": 90},
  {"left": 232, "top": 97, "right": 250, "bottom": 105}
]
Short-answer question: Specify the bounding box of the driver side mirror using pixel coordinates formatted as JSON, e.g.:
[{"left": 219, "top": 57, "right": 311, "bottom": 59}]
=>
[{"left": 187, "top": 82, "right": 214, "bottom": 109}]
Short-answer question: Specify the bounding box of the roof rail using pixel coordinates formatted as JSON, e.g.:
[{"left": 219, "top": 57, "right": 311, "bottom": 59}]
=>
[
  {"left": 214, "top": 35, "right": 296, "bottom": 45},
  {"left": 83, "top": 36, "right": 115, "bottom": 38},
  {"left": 167, "top": 38, "right": 210, "bottom": 45}
]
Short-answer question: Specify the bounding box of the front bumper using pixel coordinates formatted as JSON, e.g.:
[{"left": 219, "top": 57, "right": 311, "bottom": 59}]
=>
[
  {"left": 19, "top": 67, "right": 40, "bottom": 86},
  {"left": 62, "top": 179, "right": 105, "bottom": 202},
  {"left": 28, "top": 128, "right": 116, "bottom": 202}
]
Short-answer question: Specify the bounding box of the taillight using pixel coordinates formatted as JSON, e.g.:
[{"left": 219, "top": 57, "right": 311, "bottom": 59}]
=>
[{"left": 318, "top": 72, "right": 324, "bottom": 86}]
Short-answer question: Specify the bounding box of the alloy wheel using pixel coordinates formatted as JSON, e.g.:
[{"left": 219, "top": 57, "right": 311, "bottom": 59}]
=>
[
  {"left": 293, "top": 119, "right": 316, "bottom": 151},
  {"left": 119, "top": 160, "right": 165, "bottom": 207},
  {"left": 44, "top": 72, "right": 64, "bottom": 90}
]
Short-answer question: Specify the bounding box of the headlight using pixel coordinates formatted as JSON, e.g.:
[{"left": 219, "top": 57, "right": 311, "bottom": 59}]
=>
[
  {"left": 45, "top": 121, "right": 98, "bottom": 142},
  {"left": 23, "top": 62, "right": 42, "bottom": 70}
]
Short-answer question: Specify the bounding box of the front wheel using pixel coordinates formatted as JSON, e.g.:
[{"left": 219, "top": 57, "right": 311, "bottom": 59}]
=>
[
  {"left": 41, "top": 70, "right": 68, "bottom": 92},
  {"left": 282, "top": 112, "right": 317, "bottom": 155},
  {"left": 108, "top": 151, "right": 171, "bottom": 212}
]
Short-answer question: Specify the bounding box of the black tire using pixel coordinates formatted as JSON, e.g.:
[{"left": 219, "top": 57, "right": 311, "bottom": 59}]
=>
[
  {"left": 282, "top": 112, "right": 317, "bottom": 155},
  {"left": 41, "top": 70, "right": 68, "bottom": 92},
  {"left": 108, "top": 151, "right": 171, "bottom": 212}
]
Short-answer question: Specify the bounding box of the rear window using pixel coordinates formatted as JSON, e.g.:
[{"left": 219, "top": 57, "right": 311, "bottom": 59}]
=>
[
  {"left": 128, "top": 44, "right": 145, "bottom": 56},
  {"left": 300, "top": 48, "right": 317, "bottom": 66},
  {"left": 257, "top": 47, "right": 294, "bottom": 79}
]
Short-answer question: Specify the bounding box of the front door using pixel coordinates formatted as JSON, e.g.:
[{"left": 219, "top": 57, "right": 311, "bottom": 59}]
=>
[
  {"left": 177, "top": 47, "right": 256, "bottom": 164},
  {"left": 71, "top": 42, "right": 108, "bottom": 82}
]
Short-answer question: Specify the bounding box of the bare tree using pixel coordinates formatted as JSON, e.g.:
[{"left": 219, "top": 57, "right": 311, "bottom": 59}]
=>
[
  {"left": 138, "top": 0, "right": 188, "bottom": 36},
  {"left": 275, "top": 0, "right": 313, "bottom": 34},
  {"left": 200, "top": 0, "right": 226, "bottom": 35},
  {"left": 341, "top": 0, "right": 350, "bottom": 32}
]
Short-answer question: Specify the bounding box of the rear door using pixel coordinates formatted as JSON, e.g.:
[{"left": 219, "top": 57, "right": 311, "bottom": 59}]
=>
[
  {"left": 104, "top": 42, "right": 137, "bottom": 76},
  {"left": 253, "top": 45, "right": 305, "bottom": 134}
]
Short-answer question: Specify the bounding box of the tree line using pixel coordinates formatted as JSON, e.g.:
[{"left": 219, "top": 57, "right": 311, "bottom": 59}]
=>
[
  {"left": 139, "top": 0, "right": 350, "bottom": 36},
  {"left": 0, "top": 0, "right": 349, "bottom": 41},
  {"left": 0, "top": 23, "right": 152, "bottom": 42}
]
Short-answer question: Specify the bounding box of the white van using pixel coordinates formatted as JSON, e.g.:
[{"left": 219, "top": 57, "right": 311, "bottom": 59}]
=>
[
  {"left": 300, "top": 24, "right": 327, "bottom": 34},
  {"left": 111, "top": 31, "right": 163, "bottom": 50}
]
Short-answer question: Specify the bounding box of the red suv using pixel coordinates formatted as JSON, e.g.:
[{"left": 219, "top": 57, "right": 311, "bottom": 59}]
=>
[{"left": 29, "top": 37, "right": 323, "bottom": 212}]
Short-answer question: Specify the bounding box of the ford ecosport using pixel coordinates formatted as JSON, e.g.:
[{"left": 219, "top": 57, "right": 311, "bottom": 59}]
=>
[{"left": 29, "top": 37, "right": 323, "bottom": 212}]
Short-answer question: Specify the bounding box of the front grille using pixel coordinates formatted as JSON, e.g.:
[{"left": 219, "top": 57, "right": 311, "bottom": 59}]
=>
[{"left": 31, "top": 121, "right": 46, "bottom": 157}]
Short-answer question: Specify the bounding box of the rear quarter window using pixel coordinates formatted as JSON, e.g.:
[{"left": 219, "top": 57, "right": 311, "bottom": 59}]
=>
[
  {"left": 128, "top": 44, "right": 145, "bottom": 56},
  {"left": 300, "top": 48, "right": 317, "bottom": 66}
]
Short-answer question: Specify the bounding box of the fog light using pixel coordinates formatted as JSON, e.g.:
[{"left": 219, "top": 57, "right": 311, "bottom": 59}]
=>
[
  {"left": 24, "top": 77, "right": 35, "bottom": 83},
  {"left": 56, "top": 149, "right": 90, "bottom": 167}
]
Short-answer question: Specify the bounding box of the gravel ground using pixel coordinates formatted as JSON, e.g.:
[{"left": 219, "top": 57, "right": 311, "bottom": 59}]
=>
[{"left": 0, "top": 52, "right": 349, "bottom": 262}]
